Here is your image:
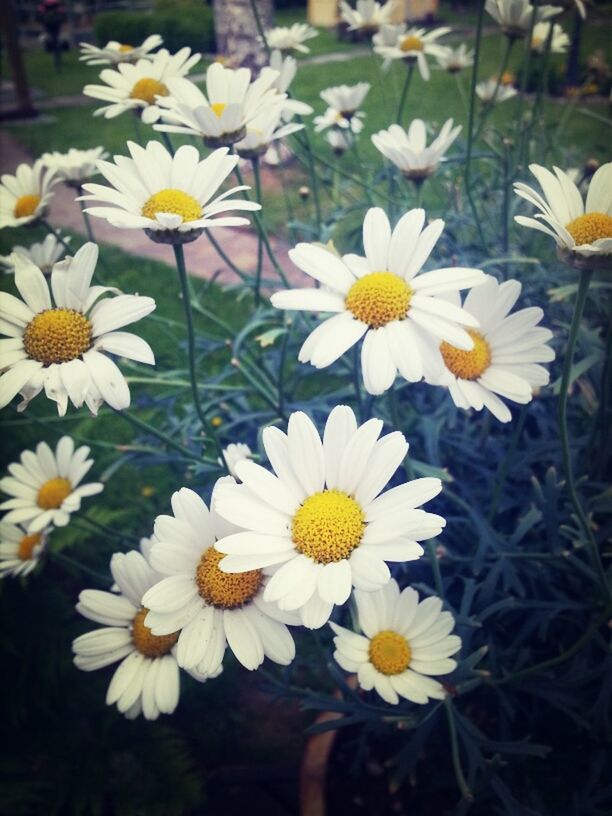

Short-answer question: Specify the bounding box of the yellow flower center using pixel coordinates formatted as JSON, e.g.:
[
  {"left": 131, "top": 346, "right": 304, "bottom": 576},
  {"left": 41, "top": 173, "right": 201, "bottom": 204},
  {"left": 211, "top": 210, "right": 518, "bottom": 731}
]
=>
[
  {"left": 23, "top": 308, "right": 92, "bottom": 365},
  {"left": 440, "top": 329, "right": 491, "bottom": 380},
  {"left": 210, "top": 102, "right": 227, "bottom": 117},
  {"left": 292, "top": 490, "right": 364, "bottom": 564},
  {"left": 37, "top": 477, "right": 72, "bottom": 510},
  {"left": 531, "top": 36, "right": 543, "bottom": 48},
  {"left": 130, "top": 77, "right": 169, "bottom": 105},
  {"left": 132, "top": 607, "right": 179, "bottom": 657},
  {"left": 565, "top": 212, "right": 612, "bottom": 246},
  {"left": 400, "top": 35, "right": 424, "bottom": 52},
  {"left": 345, "top": 271, "right": 412, "bottom": 328},
  {"left": 196, "top": 547, "right": 263, "bottom": 609},
  {"left": 18, "top": 532, "right": 42, "bottom": 561},
  {"left": 118, "top": 44, "right": 134, "bottom": 52},
  {"left": 141, "top": 188, "right": 202, "bottom": 223},
  {"left": 369, "top": 630, "right": 412, "bottom": 675},
  {"left": 14, "top": 194, "right": 41, "bottom": 219}
]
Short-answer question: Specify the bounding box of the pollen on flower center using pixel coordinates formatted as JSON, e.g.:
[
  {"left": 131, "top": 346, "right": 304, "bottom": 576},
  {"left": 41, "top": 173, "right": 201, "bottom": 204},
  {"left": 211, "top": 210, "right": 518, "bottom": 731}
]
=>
[
  {"left": 18, "top": 533, "right": 42, "bottom": 561},
  {"left": 119, "top": 44, "right": 134, "bottom": 52},
  {"left": 369, "top": 630, "right": 412, "bottom": 675},
  {"left": 210, "top": 102, "right": 227, "bottom": 117},
  {"left": 196, "top": 547, "right": 263, "bottom": 609},
  {"left": 23, "top": 308, "right": 92, "bottom": 365},
  {"left": 141, "top": 189, "right": 202, "bottom": 222},
  {"left": 132, "top": 607, "right": 179, "bottom": 657},
  {"left": 565, "top": 212, "right": 612, "bottom": 246},
  {"left": 292, "top": 490, "right": 364, "bottom": 564},
  {"left": 440, "top": 329, "right": 491, "bottom": 380},
  {"left": 345, "top": 271, "right": 412, "bottom": 328},
  {"left": 400, "top": 35, "right": 424, "bottom": 52},
  {"left": 37, "top": 477, "right": 72, "bottom": 510},
  {"left": 130, "top": 77, "right": 169, "bottom": 105},
  {"left": 14, "top": 194, "right": 41, "bottom": 219}
]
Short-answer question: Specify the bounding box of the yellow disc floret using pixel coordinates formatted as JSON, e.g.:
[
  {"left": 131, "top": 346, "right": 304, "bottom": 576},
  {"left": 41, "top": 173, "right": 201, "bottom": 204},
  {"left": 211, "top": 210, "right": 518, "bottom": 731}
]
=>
[
  {"left": 196, "top": 547, "right": 263, "bottom": 609},
  {"left": 132, "top": 607, "right": 179, "bottom": 657},
  {"left": 210, "top": 102, "right": 227, "bottom": 118},
  {"left": 118, "top": 44, "right": 134, "bottom": 53},
  {"left": 565, "top": 212, "right": 612, "bottom": 246},
  {"left": 37, "top": 477, "right": 72, "bottom": 510},
  {"left": 18, "top": 532, "right": 42, "bottom": 561},
  {"left": 400, "top": 35, "right": 424, "bottom": 52},
  {"left": 345, "top": 272, "right": 412, "bottom": 328},
  {"left": 14, "top": 194, "right": 41, "bottom": 219},
  {"left": 23, "top": 308, "right": 92, "bottom": 365},
  {"left": 141, "top": 189, "right": 202, "bottom": 223},
  {"left": 130, "top": 77, "right": 169, "bottom": 105},
  {"left": 369, "top": 630, "right": 412, "bottom": 675},
  {"left": 292, "top": 490, "right": 364, "bottom": 564},
  {"left": 440, "top": 329, "right": 491, "bottom": 380}
]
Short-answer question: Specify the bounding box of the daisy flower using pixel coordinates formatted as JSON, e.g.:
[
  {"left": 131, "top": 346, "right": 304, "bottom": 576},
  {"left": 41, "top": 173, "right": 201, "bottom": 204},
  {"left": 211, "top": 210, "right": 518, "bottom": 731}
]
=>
[
  {"left": 0, "top": 242, "right": 155, "bottom": 414},
  {"left": 79, "top": 35, "right": 163, "bottom": 66},
  {"left": 514, "top": 163, "right": 612, "bottom": 262},
  {"left": 0, "top": 160, "right": 57, "bottom": 229},
  {"left": 154, "top": 62, "right": 283, "bottom": 148},
  {"left": 433, "top": 275, "right": 554, "bottom": 422},
  {"left": 80, "top": 141, "right": 260, "bottom": 243},
  {"left": 314, "top": 107, "right": 365, "bottom": 134},
  {"left": 475, "top": 78, "right": 518, "bottom": 104},
  {"left": 331, "top": 579, "right": 461, "bottom": 705},
  {"left": 142, "top": 482, "right": 298, "bottom": 675},
  {"left": 219, "top": 443, "right": 253, "bottom": 479},
  {"left": 263, "top": 23, "right": 318, "bottom": 54},
  {"left": 271, "top": 207, "right": 486, "bottom": 395},
  {"left": 321, "top": 82, "right": 371, "bottom": 118},
  {"left": 530, "top": 21, "right": 569, "bottom": 53},
  {"left": 327, "top": 129, "right": 353, "bottom": 155},
  {"left": 0, "top": 233, "right": 68, "bottom": 275},
  {"left": 435, "top": 43, "right": 474, "bottom": 73},
  {"left": 41, "top": 147, "right": 108, "bottom": 187},
  {"left": 485, "top": 0, "right": 561, "bottom": 38},
  {"left": 264, "top": 51, "right": 313, "bottom": 120},
  {"left": 0, "top": 522, "right": 49, "bottom": 579},
  {"left": 234, "top": 107, "right": 304, "bottom": 159},
  {"left": 373, "top": 25, "right": 450, "bottom": 80},
  {"left": 0, "top": 436, "right": 103, "bottom": 534},
  {"left": 340, "top": 0, "right": 397, "bottom": 34},
  {"left": 372, "top": 118, "right": 461, "bottom": 182},
  {"left": 83, "top": 48, "right": 201, "bottom": 123},
  {"left": 214, "top": 406, "right": 446, "bottom": 630},
  {"left": 73, "top": 550, "right": 205, "bottom": 721}
]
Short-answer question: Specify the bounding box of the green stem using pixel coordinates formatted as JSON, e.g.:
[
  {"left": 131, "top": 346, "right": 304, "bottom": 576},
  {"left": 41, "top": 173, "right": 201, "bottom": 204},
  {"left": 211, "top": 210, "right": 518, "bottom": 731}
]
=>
[
  {"left": 444, "top": 698, "right": 473, "bottom": 802},
  {"left": 514, "top": 0, "right": 540, "bottom": 172},
  {"left": 205, "top": 229, "right": 250, "bottom": 284},
  {"left": 251, "top": 155, "right": 264, "bottom": 304},
  {"left": 49, "top": 550, "right": 109, "bottom": 585},
  {"left": 77, "top": 186, "right": 95, "bottom": 243},
  {"left": 112, "top": 406, "right": 205, "bottom": 463},
  {"left": 487, "top": 405, "right": 527, "bottom": 521},
  {"left": 160, "top": 130, "right": 175, "bottom": 156},
  {"left": 173, "top": 242, "right": 229, "bottom": 471},
  {"left": 426, "top": 540, "right": 444, "bottom": 598},
  {"left": 297, "top": 126, "right": 323, "bottom": 237},
  {"left": 248, "top": 0, "right": 271, "bottom": 58},
  {"left": 396, "top": 62, "right": 414, "bottom": 126},
  {"left": 473, "top": 37, "right": 514, "bottom": 142}
]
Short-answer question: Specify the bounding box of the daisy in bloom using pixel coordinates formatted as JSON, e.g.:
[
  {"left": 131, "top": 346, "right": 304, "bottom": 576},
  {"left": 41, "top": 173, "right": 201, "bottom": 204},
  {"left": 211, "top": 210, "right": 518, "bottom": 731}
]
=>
[
  {"left": 0, "top": 522, "right": 49, "bottom": 579},
  {"left": 263, "top": 23, "right": 318, "bottom": 54},
  {"left": 340, "top": 0, "right": 397, "bottom": 35},
  {"left": 435, "top": 43, "right": 474, "bottom": 73},
  {"left": 373, "top": 25, "right": 450, "bottom": 80},
  {"left": 41, "top": 147, "right": 108, "bottom": 187},
  {"left": 530, "top": 22, "right": 569, "bottom": 54},
  {"left": 0, "top": 160, "right": 57, "bottom": 229},
  {"left": 73, "top": 550, "right": 205, "bottom": 721},
  {"left": 79, "top": 35, "right": 163, "bottom": 66},
  {"left": 219, "top": 443, "right": 253, "bottom": 479},
  {"left": 327, "top": 129, "right": 353, "bottom": 155},
  {"left": 485, "top": 0, "right": 561, "bottom": 38},
  {"left": 83, "top": 48, "right": 201, "bottom": 124},
  {"left": 331, "top": 580, "right": 461, "bottom": 705},
  {"left": 264, "top": 50, "right": 313, "bottom": 119},
  {"left": 0, "top": 436, "right": 103, "bottom": 534},
  {"left": 0, "top": 242, "right": 155, "bottom": 414},
  {"left": 142, "top": 482, "right": 298, "bottom": 675},
  {"left": 234, "top": 107, "right": 304, "bottom": 159},
  {"left": 476, "top": 78, "right": 518, "bottom": 104},
  {"left": 154, "top": 63, "right": 283, "bottom": 148},
  {"left": 0, "top": 233, "right": 68, "bottom": 275},
  {"left": 514, "top": 163, "right": 612, "bottom": 261},
  {"left": 80, "top": 141, "right": 260, "bottom": 243},
  {"left": 214, "top": 406, "right": 446, "bottom": 630},
  {"left": 433, "top": 275, "right": 554, "bottom": 422},
  {"left": 314, "top": 83, "right": 370, "bottom": 133},
  {"left": 271, "top": 207, "right": 486, "bottom": 395},
  {"left": 372, "top": 118, "right": 461, "bottom": 182},
  {"left": 314, "top": 107, "right": 365, "bottom": 134}
]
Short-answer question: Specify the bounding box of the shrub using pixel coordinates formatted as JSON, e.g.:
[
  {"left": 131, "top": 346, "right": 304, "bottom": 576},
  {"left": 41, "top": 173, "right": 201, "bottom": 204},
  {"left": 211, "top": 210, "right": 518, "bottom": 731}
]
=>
[{"left": 93, "top": 4, "right": 215, "bottom": 54}]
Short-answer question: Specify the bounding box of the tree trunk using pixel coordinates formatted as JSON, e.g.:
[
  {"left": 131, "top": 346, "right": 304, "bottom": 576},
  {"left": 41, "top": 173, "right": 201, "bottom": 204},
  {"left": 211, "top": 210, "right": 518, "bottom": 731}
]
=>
[
  {"left": 0, "top": 0, "right": 37, "bottom": 120},
  {"left": 212, "top": 0, "right": 274, "bottom": 70}
]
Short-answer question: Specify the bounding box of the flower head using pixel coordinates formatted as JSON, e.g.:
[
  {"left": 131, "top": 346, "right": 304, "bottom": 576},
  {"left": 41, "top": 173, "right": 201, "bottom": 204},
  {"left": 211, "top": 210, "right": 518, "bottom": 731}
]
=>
[
  {"left": 219, "top": 443, "right": 253, "bottom": 479},
  {"left": 530, "top": 21, "right": 569, "bottom": 53},
  {"left": 0, "top": 242, "right": 155, "bottom": 414},
  {"left": 234, "top": 107, "right": 303, "bottom": 159},
  {"left": 0, "top": 522, "right": 49, "bottom": 579},
  {"left": 435, "top": 43, "right": 474, "bottom": 73},
  {"left": 485, "top": 0, "right": 561, "bottom": 38},
  {"left": 271, "top": 207, "right": 486, "bottom": 395},
  {"left": 0, "top": 436, "right": 103, "bottom": 533},
  {"left": 372, "top": 118, "right": 461, "bottom": 181},
  {"left": 340, "top": 0, "right": 397, "bottom": 34},
  {"left": 0, "top": 160, "right": 57, "bottom": 229},
  {"left": 314, "top": 83, "right": 370, "bottom": 133},
  {"left": 41, "top": 147, "right": 108, "bottom": 186},
  {"left": 264, "top": 50, "right": 313, "bottom": 119},
  {"left": 0, "top": 233, "right": 68, "bottom": 275},
  {"left": 331, "top": 579, "right": 461, "bottom": 704},
  {"left": 214, "top": 406, "right": 446, "bottom": 629},
  {"left": 475, "top": 78, "right": 518, "bottom": 104},
  {"left": 373, "top": 25, "right": 450, "bottom": 80},
  {"left": 263, "top": 23, "right": 318, "bottom": 54},
  {"left": 79, "top": 34, "right": 163, "bottom": 66}
]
